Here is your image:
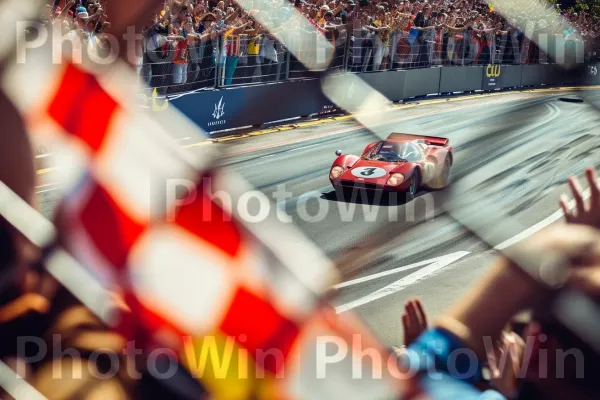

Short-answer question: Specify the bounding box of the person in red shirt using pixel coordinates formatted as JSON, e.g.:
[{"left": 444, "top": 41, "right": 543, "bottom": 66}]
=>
[{"left": 171, "top": 18, "right": 201, "bottom": 85}]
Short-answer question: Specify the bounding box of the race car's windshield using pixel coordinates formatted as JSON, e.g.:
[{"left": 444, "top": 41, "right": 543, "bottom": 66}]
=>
[{"left": 367, "top": 141, "right": 424, "bottom": 162}]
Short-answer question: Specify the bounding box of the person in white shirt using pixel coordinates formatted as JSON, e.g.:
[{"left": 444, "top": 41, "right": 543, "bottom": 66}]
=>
[
  {"left": 259, "top": 18, "right": 281, "bottom": 82},
  {"left": 65, "top": 9, "right": 91, "bottom": 61}
]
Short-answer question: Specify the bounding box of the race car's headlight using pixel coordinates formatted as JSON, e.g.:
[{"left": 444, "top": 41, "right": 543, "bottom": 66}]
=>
[
  {"left": 330, "top": 166, "right": 345, "bottom": 179},
  {"left": 386, "top": 173, "right": 405, "bottom": 186}
]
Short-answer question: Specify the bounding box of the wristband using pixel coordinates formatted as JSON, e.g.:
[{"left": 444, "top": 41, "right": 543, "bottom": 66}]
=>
[
  {"left": 406, "top": 326, "right": 484, "bottom": 386},
  {"left": 434, "top": 315, "right": 476, "bottom": 352}
]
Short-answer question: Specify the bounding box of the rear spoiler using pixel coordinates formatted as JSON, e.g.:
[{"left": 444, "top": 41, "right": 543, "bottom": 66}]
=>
[{"left": 387, "top": 133, "right": 449, "bottom": 146}]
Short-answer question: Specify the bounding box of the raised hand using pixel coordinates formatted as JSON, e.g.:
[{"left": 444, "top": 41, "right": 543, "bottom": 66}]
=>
[
  {"left": 560, "top": 167, "right": 600, "bottom": 228},
  {"left": 401, "top": 299, "right": 428, "bottom": 347}
]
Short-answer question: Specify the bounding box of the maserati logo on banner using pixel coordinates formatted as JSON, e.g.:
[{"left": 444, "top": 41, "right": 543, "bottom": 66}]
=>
[
  {"left": 208, "top": 96, "right": 227, "bottom": 127},
  {"left": 213, "top": 96, "right": 225, "bottom": 119}
]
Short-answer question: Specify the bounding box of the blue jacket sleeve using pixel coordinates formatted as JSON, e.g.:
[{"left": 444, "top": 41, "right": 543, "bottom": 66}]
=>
[{"left": 404, "top": 328, "right": 507, "bottom": 400}]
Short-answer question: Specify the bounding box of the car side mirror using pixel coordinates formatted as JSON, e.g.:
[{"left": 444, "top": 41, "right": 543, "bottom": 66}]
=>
[{"left": 335, "top": 150, "right": 343, "bottom": 156}]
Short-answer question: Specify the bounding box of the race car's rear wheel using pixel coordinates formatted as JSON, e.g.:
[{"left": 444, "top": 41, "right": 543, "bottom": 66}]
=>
[
  {"left": 430, "top": 155, "right": 451, "bottom": 189},
  {"left": 441, "top": 156, "right": 451, "bottom": 183}
]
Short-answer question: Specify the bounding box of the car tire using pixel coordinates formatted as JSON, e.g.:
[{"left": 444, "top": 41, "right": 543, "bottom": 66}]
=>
[
  {"left": 407, "top": 170, "right": 420, "bottom": 201},
  {"left": 430, "top": 155, "right": 451, "bottom": 189}
]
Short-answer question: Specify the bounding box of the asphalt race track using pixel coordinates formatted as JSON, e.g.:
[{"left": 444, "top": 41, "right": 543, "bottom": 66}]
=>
[{"left": 37, "top": 88, "right": 600, "bottom": 347}]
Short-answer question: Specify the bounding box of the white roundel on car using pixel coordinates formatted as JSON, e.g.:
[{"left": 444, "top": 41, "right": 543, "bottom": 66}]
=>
[{"left": 351, "top": 167, "right": 387, "bottom": 179}]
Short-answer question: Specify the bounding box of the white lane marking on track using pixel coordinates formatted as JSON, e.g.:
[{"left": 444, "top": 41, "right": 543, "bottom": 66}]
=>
[
  {"left": 36, "top": 188, "right": 62, "bottom": 194},
  {"left": 252, "top": 143, "right": 321, "bottom": 161},
  {"left": 36, "top": 187, "right": 61, "bottom": 194},
  {"left": 37, "top": 182, "right": 61, "bottom": 188},
  {"left": 36, "top": 182, "right": 62, "bottom": 194},
  {"left": 288, "top": 143, "right": 319, "bottom": 152},
  {"left": 335, "top": 251, "right": 470, "bottom": 313},
  {"left": 494, "top": 185, "right": 592, "bottom": 250},
  {"left": 334, "top": 254, "right": 452, "bottom": 289}
]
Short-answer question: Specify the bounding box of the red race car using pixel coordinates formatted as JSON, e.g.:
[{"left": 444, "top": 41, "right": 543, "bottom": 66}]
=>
[{"left": 329, "top": 133, "right": 453, "bottom": 198}]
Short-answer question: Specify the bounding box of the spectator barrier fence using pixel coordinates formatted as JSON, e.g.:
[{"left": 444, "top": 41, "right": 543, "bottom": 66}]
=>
[
  {"left": 136, "top": 27, "right": 598, "bottom": 134},
  {"left": 140, "top": 26, "right": 590, "bottom": 96},
  {"left": 161, "top": 62, "right": 600, "bottom": 134}
]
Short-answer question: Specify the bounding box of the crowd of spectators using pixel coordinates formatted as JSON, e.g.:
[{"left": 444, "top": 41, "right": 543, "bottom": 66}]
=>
[
  {"left": 38, "top": 0, "right": 600, "bottom": 94},
  {"left": 133, "top": 0, "right": 600, "bottom": 94},
  {"left": 42, "top": 0, "right": 113, "bottom": 58}
]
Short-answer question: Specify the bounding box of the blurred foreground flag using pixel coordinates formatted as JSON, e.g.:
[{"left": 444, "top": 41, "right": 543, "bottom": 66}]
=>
[{"left": 2, "top": 51, "right": 410, "bottom": 398}]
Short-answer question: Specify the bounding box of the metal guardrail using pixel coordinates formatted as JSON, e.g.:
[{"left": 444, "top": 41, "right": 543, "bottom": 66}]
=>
[{"left": 139, "top": 27, "right": 589, "bottom": 97}]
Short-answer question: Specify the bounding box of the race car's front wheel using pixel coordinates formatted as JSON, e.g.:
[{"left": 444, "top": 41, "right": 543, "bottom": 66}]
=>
[{"left": 407, "top": 170, "right": 420, "bottom": 201}]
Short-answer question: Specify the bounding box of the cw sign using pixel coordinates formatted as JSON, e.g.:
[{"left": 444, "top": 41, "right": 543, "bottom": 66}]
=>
[{"left": 486, "top": 64, "right": 501, "bottom": 78}]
